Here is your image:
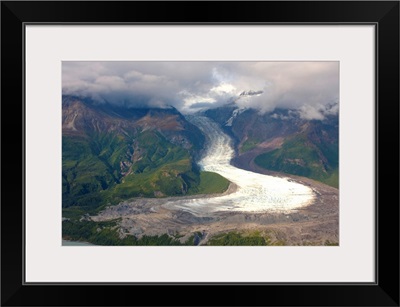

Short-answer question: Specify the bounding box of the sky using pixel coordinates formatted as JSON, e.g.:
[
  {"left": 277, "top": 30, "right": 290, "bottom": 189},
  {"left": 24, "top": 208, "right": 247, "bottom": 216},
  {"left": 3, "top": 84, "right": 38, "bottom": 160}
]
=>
[{"left": 62, "top": 61, "right": 339, "bottom": 120}]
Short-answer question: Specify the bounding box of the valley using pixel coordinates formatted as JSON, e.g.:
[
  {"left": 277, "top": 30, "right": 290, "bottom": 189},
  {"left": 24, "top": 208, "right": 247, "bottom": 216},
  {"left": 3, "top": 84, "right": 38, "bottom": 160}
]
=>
[
  {"left": 206, "top": 106, "right": 339, "bottom": 188},
  {"left": 61, "top": 61, "right": 339, "bottom": 246},
  {"left": 62, "top": 97, "right": 228, "bottom": 213},
  {"left": 76, "top": 115, "right": 338, "bottom": 246}
]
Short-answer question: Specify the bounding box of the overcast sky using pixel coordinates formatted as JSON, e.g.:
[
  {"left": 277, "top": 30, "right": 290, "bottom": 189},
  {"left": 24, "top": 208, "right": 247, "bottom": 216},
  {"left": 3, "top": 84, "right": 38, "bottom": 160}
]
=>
[{"left": 62, "top": 61, "right": 339, "bottom": 119}]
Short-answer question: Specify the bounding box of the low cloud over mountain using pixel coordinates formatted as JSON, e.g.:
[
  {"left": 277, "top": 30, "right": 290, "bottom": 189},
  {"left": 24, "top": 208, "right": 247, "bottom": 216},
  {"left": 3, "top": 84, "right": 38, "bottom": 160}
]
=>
[{"left": 63, "top": 61, "right": 339, "bottom": 119}]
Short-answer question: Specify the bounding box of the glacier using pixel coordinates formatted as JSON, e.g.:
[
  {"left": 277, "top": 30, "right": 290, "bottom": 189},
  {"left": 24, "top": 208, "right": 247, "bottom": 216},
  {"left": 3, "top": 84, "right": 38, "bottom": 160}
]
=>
[{"left": 163, "top": 116, "right": 315, "bottom": 215}]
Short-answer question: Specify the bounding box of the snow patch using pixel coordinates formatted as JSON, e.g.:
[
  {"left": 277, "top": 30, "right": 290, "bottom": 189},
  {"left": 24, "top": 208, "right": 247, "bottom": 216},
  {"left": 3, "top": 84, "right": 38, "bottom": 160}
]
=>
[{"left": 225, "top": 107, "right": 247, "bottom": 126}]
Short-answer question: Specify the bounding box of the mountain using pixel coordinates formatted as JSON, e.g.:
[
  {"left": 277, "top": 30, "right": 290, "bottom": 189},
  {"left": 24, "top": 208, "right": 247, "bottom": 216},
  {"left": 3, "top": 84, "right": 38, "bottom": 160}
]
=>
[
  {"left": 62, "top": 96, "right": 210, "bottom": 211},
  {"left": 205, "top": 106, "right": 339, "bottom": 188}
]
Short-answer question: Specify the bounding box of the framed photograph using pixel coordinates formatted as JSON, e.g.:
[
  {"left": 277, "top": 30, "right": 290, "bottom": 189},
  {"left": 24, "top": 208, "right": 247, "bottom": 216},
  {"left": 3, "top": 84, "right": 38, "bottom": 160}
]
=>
[{"left": 1, "top": 1, "right": 399, "bottom": 306}]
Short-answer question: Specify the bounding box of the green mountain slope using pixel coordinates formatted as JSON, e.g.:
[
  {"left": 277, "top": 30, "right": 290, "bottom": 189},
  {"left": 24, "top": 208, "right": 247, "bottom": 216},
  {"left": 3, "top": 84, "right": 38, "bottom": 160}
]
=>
[
  {"left": 205, "top": 106, "right": 338, "bottom": 188},
  {"left": 62, "top": 96, "right": 229, "bottom": 212},
  {"left": 254, "top": 132, "right": 338, "bottom": 188}
]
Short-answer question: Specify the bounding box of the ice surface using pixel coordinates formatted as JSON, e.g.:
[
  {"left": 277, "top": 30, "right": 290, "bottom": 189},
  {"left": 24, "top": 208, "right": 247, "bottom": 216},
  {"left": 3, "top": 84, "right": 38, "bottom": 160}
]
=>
[{"left": 163, "top": 116, "right": 315, "bottom": 215}]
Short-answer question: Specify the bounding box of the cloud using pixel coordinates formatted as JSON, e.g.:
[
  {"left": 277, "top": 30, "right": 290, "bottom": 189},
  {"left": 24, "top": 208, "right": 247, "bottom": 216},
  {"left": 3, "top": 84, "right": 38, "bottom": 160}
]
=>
[
  {"left": 298, "top": 104, "right": 326, "bottom": 120},
  {"left": 296, "top": 100, "right": 339, "bottom": 120},
  {"left": 62, "top": 61, "right": 339, "bottom": 119}
]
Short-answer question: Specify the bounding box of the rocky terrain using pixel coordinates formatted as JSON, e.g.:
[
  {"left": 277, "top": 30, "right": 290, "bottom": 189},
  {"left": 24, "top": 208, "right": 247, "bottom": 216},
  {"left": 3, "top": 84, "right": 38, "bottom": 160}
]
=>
[
  {"left": 63, "top": 98, "right": 338, "bottom": 246},
  {"left": 88, "top": 114, "right": 338, "bottom": 246},
  {"left": 90, "top": 175, "right": 338, "bottom": 246}
]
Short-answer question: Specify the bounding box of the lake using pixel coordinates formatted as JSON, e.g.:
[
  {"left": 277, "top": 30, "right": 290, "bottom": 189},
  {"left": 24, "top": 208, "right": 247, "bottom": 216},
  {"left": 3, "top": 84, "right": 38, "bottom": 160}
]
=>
[{"left": 62, "top": 240, "right": 95, "bottom": 246}]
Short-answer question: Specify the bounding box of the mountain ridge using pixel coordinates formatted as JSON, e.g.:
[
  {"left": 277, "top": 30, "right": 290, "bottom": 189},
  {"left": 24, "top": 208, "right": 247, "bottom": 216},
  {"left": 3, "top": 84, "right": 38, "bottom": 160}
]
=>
[
  {"left": 205, "top": 105, "right": 339, "bottom": 188},
  {"left": 62, "top": 96, "right": 230, "bottom": 213}
]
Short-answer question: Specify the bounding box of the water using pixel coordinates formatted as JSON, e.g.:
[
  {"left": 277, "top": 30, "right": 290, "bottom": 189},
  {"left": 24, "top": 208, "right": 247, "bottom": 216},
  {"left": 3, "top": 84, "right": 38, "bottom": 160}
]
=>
[
  {"left": 163, "top": 116, "right": 315, "bottom": 215},
  {"left": 62, "top": 240, "right": 95, "bottom": 246}
]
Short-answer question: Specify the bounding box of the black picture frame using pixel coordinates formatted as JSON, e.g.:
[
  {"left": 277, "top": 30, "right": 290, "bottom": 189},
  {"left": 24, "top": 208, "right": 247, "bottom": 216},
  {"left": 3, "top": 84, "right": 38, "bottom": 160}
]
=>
[{"left": 1, "top": 1, "right": 399, "bottom": 306}]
